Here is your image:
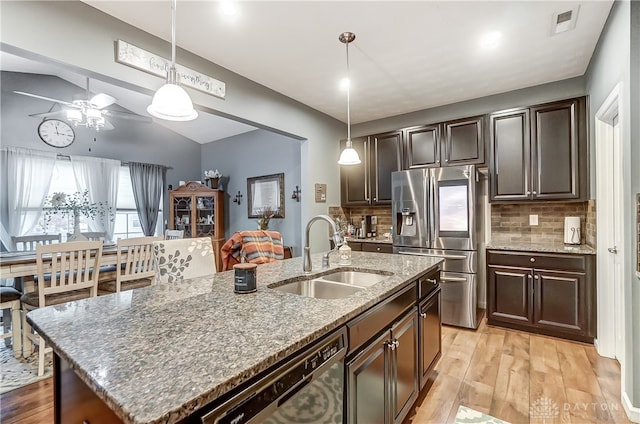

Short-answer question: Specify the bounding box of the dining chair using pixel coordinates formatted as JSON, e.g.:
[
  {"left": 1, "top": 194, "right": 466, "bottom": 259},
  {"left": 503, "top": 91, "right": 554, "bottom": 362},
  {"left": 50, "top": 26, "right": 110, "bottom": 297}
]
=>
[
  {"left": 66, "top": 232, "right": 106, "bottom": 241},
  {"left": 0, "top": 287, "right": 22, "bottom": 358},
  {"left": 21, "top": 240, "right": 103, "bottom": 376},
  {"left": 165, "top": 229, "right": 184, "bottom": 240},
  {"left": 12, "top": 234, "right": 62, "bottom": 251},
  {"left": 152, "top": 237, "right": 216, "bottom": 284},
  {"left": 98, "top": 236, "right": 163, "bottom": 294}
]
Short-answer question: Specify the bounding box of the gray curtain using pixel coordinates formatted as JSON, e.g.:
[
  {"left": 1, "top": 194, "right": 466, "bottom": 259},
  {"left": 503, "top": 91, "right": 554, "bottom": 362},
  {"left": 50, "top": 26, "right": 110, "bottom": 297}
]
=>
[{"left": 129, "top": 162, "right": 166, "bottom": 236}]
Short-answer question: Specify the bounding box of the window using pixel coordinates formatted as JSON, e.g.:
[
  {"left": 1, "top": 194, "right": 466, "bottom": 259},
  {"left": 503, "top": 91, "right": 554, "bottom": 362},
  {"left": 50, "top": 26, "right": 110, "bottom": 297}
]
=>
[{"left": 32, "top": 161, "right": 162, "bottom": 240}]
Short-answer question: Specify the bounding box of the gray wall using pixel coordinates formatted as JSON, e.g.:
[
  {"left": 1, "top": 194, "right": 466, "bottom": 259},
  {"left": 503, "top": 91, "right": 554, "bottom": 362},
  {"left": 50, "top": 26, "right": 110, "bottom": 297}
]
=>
[
  {"left": 1, "top": 0, "right": 345, "bottom": 253},
  {"left": 585, "top": 0, "right": 639, "bottom": 411},
  {"left": 201, "top": 130, "right": 302, "bottom": 256}
]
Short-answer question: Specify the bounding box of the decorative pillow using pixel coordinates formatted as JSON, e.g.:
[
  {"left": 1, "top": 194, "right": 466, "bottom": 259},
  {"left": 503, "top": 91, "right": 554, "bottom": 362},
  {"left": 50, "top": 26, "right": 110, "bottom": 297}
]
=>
[{"left": 152, "top": 237, "right": 216, "bottom": 284}]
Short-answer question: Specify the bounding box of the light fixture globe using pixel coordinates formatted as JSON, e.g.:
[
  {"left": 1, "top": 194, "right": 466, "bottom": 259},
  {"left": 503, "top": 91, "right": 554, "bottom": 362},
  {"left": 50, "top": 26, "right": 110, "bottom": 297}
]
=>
[
  {"left": 147, "top": 82, "right": 198, "bottom": 121},
  {"left": 338, "top": 143, "right": 361, "bottom": 165}
]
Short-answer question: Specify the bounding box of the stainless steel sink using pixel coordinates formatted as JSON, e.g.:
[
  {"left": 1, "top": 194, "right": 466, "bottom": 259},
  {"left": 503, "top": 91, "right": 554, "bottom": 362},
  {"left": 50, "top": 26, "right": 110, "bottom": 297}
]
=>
[
  {"left": 320, "top": 271, "right": 387, "bottom": 287},
  {"left": 272, "top": 279, "right": 363, "bottom": 299}
]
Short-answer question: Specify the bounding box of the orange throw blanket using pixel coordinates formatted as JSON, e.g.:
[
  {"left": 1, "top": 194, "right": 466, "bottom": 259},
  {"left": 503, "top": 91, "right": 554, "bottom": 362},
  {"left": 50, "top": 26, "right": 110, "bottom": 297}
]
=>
[{"left": 221, "top": 231, "right": 284, "bottom": 271}]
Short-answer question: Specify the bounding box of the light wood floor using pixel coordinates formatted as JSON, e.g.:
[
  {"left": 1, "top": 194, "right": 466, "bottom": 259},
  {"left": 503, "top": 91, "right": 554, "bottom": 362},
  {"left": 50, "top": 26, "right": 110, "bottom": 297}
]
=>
[{"left": 1, "top": 320, "right": 631, "bottom": 424}]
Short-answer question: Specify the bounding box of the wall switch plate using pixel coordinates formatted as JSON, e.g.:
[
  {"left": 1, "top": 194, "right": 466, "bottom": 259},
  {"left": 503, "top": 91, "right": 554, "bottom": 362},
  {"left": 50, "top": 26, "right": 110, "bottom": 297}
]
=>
[
  {"left": 371, "top": 215, "right": 377, "bottom": 224},
  {"left": 529, "top": 214, "right": 539, "bottom": 226}
]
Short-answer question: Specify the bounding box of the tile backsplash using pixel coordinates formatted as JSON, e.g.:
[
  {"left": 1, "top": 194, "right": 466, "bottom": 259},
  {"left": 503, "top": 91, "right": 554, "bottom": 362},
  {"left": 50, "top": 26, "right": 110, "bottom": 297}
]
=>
[
  {"left": 329, "top": 206, "right": 392, "bottom": 235},
  {"left": 491, "top": 201, "right": 596, "bottom": 247}
]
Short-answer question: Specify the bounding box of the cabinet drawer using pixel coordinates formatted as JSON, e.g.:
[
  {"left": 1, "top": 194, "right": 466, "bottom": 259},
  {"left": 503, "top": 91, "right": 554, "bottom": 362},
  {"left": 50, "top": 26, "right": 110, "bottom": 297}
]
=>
[
  {"left": 348, "top": 283, "right": 417, "bottom": 355},
  {"left": 487, "top": 251, "right": 586, "bottom": 272},
  {"left": 362, "top": 243, "right": 393, "bottom": 253}
]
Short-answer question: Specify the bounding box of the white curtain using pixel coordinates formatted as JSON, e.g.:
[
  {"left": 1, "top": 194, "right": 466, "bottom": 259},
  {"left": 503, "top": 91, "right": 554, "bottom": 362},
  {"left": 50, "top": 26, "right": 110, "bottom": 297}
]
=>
[
  {"left": 4, "top": 147, "right": 57, "bottom": 248},
  {"left": 71, "top": 155, "right": 120, "bottom": 241}
]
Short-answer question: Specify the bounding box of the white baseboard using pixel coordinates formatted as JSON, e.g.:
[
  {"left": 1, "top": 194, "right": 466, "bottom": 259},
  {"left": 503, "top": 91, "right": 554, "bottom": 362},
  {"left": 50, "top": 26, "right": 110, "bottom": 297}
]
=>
[{"left": 623, "top": 391, "right": 640, "bottom": 423}]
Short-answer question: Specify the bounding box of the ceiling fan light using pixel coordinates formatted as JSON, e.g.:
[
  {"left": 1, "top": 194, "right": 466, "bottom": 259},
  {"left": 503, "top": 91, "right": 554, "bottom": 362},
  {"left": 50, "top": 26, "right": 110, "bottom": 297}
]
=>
[
  {"left": 67, "top": 109, "right": 82, "bottom": 124},
  {"left": 338, "top": 144, "right": 361, "bottom": 165},
  {"left": 147, "top": 82, "right": 198, "bottom": 121}
]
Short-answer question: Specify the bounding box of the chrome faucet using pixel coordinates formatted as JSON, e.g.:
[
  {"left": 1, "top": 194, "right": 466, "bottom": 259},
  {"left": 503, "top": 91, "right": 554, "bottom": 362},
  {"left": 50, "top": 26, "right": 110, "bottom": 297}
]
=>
[{"left": 303, "top": 215, "right": 343, "bottom": 272}]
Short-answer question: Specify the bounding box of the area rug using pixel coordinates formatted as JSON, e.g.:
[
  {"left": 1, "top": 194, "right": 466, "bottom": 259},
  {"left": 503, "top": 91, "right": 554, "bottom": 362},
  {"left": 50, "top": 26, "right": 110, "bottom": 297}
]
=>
[
  {"left": 454, "top": 405, "right": 511, "bottom": 424},
  {"left": 0, "top": 345, "right": 52, "bottom": 394}
]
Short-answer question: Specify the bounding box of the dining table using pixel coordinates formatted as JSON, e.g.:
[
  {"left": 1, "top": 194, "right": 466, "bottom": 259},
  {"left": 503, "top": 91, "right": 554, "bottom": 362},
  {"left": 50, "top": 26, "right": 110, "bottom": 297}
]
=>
[{"left": 0, "top": 241, "right": 124, "bottom": 357}]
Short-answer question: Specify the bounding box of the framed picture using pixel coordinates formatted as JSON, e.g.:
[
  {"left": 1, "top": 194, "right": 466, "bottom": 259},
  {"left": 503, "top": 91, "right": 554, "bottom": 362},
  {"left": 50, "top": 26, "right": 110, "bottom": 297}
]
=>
[{"left": 247, "top": 173, "right": 285, "bottom": 218}]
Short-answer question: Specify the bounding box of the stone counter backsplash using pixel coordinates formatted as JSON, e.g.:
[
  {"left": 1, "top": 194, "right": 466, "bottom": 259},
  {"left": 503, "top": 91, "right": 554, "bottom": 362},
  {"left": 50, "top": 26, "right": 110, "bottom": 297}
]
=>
[{"left": 490, "top": 201, "right": 596, "bottom": 248}]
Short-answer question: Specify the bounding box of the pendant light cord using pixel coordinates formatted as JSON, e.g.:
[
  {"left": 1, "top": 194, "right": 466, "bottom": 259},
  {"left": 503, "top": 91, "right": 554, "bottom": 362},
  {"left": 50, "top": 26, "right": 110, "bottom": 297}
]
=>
[
  {"left": 171, "top": 0, "right": 177, "bottom": 66},
  {"left": 346, "top": 39, "right": 352, "bottom": 144}
]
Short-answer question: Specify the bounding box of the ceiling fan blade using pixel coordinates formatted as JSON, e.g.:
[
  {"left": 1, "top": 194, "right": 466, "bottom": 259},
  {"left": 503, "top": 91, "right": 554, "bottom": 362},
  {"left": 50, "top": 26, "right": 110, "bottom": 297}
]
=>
[
  {"left": 13, "top": 91, "right": 75, "bottom": 107},
  {"left": 102, "top": 119, "right": 115, "bottom": 131},
  {"left": 102, "top": 109, "right": 152, "bottom": 123},
  {"left": 90, "top": 93, "right": 117, "bottom": 109},
  {"left": 29, "top": 110, "right": 68, "bottom": 119}
]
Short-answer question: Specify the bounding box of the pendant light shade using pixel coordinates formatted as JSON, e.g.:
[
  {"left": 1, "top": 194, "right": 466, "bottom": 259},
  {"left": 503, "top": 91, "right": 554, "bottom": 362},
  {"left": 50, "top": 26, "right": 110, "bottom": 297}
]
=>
[
  {"left": 147, "top": 0, "right": 198, "bottom": 121},
  {"left": 337, "top": 32, "right": 361, "bottom": 166}
]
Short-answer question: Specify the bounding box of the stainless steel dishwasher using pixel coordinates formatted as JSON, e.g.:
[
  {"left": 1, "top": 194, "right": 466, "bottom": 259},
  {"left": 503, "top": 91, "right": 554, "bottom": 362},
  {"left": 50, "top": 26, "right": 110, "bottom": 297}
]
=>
[{"left": 199, "top": 327, "right": 347, "bottom": 424}]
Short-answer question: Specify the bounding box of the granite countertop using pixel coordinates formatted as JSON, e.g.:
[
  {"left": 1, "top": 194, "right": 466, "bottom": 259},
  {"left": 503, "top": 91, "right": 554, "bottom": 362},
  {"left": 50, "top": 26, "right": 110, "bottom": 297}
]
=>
[
  {"left": 345, "top": 237, "right": 393, "bottom": 245},
  {"left": 486, "top": 239, "right": 596, "bottom": 255},
  {"left": 27, "top": 252, "right": 442, "bottom": 424}
]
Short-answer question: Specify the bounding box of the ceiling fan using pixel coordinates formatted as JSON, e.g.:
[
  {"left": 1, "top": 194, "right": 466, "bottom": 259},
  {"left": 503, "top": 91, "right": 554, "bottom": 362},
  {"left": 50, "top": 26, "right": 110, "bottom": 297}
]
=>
[{"left": 14, "top": 77, "right": 152, "bottom": 131}]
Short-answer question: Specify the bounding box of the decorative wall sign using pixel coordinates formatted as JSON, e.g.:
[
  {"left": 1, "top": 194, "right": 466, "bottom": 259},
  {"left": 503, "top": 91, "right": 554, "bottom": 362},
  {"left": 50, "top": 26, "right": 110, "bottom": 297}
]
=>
[{"left": 115, "top": 40, "right": 226, "bottom": 99}]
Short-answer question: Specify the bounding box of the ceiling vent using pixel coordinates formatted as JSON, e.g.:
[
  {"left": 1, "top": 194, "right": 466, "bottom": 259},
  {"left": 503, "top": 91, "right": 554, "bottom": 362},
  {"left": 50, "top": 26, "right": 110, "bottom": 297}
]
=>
[{"left": 552, "top": 6, "right": 579, "bottom": 35}]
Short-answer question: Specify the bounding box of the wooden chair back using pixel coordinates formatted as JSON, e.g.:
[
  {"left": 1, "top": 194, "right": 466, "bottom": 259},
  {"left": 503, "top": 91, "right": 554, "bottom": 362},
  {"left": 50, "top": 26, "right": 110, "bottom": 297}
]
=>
[
  {"left": 66, "top": 232, "right": 106, "bottom": 241},
  {"left": 165, "top": 230, "right": 184, "bottom": 240},
  {"left": 12, "top": 234, "right": 61, "bottom": 251},
  {"left": 115, "top": 236, "right": 163, "bottom": 292},
  {"left": 35, "top": 240, "right": 103, "bottom": 307}
]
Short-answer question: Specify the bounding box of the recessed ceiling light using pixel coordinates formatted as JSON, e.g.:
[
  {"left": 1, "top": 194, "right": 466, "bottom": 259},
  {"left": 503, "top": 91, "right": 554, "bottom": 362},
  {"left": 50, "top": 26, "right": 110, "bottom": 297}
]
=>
[
  {"left": 480, "top": 31, "right": 502, "bottom": 48},
  {"left": 220, "top": 1, "right": 238, "bottom": 17},
  {"left": 340, "top": 77, "right": 350, "bottom": 91}
]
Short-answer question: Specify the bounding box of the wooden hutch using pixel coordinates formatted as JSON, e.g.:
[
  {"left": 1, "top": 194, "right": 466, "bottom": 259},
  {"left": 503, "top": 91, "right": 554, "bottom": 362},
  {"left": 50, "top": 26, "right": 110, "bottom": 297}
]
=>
[{"left": 169, "top": 181, "right": 224, "bottom": 271}]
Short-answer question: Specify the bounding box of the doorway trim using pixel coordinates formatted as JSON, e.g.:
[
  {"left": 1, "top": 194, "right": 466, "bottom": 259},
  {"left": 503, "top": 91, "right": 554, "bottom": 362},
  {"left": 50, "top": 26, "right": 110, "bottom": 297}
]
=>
[{"left": 594, "top": 82, "right": 625, "bottom": 365}]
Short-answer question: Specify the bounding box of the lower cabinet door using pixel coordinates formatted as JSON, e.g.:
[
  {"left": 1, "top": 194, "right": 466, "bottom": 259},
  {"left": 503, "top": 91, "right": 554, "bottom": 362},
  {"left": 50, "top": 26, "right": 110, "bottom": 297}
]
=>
[
  {"left": 347, "top": 330, "right": 390, "bottom": 424},
  {"left": 488, "top": 265, "right": 533, "bottom": 325},
  {"left": 419, "top": 289, "right": 441, "bottom": 388},
  {"left": 533, "top": 270, "right": 586, "bottom": 334},
  {"left": 391, "top": 309, "right": 419, "bottom": 424}
]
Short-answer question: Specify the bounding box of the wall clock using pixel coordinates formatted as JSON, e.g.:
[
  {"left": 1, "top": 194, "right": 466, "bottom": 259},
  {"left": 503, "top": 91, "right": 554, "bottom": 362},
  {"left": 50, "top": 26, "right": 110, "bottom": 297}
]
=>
[{"left": 37, "top": 119, "right": 75, "bottom": 148}]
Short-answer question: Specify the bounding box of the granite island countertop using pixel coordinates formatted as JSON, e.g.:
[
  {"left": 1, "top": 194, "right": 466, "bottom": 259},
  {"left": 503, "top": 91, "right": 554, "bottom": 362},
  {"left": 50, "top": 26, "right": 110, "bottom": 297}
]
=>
[
  {"left": 27, "top": 251, "right": 442, "bottom": 424},
  {"left": 487, "top": 239, "right": 596, "bottom": 255}
]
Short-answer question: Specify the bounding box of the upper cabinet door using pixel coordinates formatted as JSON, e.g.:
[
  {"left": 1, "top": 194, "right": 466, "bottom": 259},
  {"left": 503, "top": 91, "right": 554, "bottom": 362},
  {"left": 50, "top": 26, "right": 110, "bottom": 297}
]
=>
[
  {"left": 531, "top": 97, "right": 586, "bottom": 200},
  {"left": 340, "top": 137, "right": 370, "bottom": 206},
  {"left": 489, "top": 109, "right": 531, "bottom": 201},
  {"left": 371, "top": 131, "right": 402, "bottom": 205},
  {"left": 443, "top": 116, "right": 484, "bottom": 166},
  {"left": 405, "top": 125, "right": 441, "bottom": 168}
]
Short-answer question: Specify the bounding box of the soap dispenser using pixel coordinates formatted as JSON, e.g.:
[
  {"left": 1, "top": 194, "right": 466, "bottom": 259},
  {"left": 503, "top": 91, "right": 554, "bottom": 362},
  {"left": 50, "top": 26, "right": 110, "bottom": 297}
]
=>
[{"left": 339, "top": 241, "right": 352, "bottom": 265}]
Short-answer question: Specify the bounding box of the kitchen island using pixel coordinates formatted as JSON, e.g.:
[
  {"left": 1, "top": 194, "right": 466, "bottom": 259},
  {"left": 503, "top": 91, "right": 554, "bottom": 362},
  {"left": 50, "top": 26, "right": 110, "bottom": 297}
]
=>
[{"left": 27, "top": 251, "right": 442, "bottom": 424}]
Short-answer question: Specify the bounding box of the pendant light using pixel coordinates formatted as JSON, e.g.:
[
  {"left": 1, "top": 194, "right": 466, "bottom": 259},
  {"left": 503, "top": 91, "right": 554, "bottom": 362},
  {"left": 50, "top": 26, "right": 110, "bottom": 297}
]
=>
[
  {"left": 147, "top": 0, "right": 198, "bottom": 121},
  {"left": 337, "top": 32, "right": 361, "bottom": 165}
]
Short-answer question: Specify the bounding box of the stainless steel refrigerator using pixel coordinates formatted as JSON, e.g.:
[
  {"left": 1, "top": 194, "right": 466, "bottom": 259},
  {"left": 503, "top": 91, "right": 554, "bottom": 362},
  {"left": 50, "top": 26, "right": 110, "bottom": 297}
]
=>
[{"left": 392, "top": 165, "right": 486, "bottom": 329}]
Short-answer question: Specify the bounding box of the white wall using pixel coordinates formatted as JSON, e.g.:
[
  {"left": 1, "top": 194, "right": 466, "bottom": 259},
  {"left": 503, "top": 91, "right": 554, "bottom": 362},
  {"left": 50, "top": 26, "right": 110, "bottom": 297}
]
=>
[{"left": 201, "top": 130, "right": 303, "bottom": 256}]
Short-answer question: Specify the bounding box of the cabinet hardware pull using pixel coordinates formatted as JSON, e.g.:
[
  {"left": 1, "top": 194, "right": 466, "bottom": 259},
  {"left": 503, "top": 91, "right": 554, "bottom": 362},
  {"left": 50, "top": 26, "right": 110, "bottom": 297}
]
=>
[
  {"left": 534, "top": 275, "right": 539, "bottom": 280},
  {"left": 376, "top": 247, "right": 381, "bottom": 251},
  {"left": 420, "top": 312, "right": 427, "bottom": 318},
  {"left": 532, "top": 191, "right": 537, "bottom": 195},
  {"left": 530, "top": 258, "right": 535, "bottom": 263},
  {"left": 386, "top": 340, "right": 396, "bottom": 351},
  {"left": 528, "top": 275, "right": 532, "bottom": 279},
  {"left": 526, "top": 191, "right": 531, "bottom": 195},
  {"left": 426, "top": 278, "right": 437, "bottom": 284},
  {"left": 608, "top": 247, "right": 618, "bottom": 254}
]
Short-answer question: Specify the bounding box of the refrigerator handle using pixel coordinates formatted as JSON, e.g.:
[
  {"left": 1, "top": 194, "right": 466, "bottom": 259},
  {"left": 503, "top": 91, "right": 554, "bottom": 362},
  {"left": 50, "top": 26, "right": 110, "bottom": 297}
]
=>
[{"left": 428, "top": 169, "right": 436, "bottom": 247}]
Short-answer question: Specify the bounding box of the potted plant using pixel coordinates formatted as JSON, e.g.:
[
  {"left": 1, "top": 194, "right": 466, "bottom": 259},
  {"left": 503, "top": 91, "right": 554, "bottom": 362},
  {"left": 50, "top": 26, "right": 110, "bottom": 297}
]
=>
[{"left": 204, "top": 169, "right": 222, "bottom": 189}]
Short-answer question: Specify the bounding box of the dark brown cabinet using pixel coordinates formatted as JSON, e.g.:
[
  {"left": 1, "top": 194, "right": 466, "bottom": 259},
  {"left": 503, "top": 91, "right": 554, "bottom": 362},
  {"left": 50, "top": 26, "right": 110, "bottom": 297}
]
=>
[
  {"left": 404, "top": 116, "right": 484, "bottom": 169},
  {"left": 487, "top": 250, "right": 595, "bottom": 342},
  {"left": 489, "top": 97, "right": 587, "bottom": 202},
  {"left": 340, "top": 132, "right": 402, "bottom": 206},
  {"left": 418, "top": 287, "right": 441, "bottom": 389}
]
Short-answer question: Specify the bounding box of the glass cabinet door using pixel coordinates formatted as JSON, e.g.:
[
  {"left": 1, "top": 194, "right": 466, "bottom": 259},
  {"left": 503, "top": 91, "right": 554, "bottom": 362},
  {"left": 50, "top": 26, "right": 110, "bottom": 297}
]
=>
[
  {"left": 195, "top": 195, "right": 216, "bottom": 237},
  {"left": 173, "top": 196, "right": 192, "bottom": 235}
]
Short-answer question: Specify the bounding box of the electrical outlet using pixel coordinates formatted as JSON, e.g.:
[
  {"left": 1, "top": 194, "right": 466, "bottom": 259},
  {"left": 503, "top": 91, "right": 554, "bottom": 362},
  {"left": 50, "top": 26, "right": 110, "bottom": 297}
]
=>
[
  {"left": 529, "top": 214, "right": 539, "bottom": 226},
  {"left": 371, "top": 215, "right": 377, "bottom": 225}
]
